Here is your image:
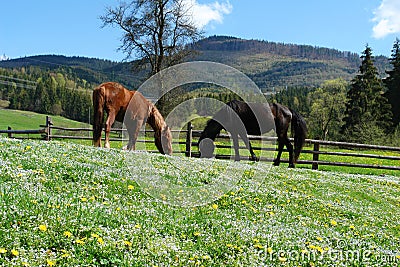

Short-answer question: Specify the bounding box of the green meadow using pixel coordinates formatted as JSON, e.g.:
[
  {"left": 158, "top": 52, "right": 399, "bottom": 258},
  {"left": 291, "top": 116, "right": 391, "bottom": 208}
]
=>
[{"left": 0, "top": 137, "right": 399, "bottom": 266}]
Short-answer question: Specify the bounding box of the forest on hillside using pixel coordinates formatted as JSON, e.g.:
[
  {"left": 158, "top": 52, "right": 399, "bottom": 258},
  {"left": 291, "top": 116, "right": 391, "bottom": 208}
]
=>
[{"left": 0, "top": 36, "right": 399, "bottom": 145}]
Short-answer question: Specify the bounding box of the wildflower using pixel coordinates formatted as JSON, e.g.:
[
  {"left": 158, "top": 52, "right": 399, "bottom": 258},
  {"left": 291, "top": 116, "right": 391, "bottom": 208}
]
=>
[
  {"left": 267, "top": 247, "right": 273, "bottom": 254},
  {"left": 123, "top": 240, "right": 132, "bottom": 247},
  {"left": 39, "top": 224, "right": 47, "bottom": 232},
  {"left": 211, "top": 203, "right": 218, "bottom": 210},
  {"left": 22, "top": 262, "right": 30, "bottom": 266},
  {"left": 226, "top": 243, "right": 233, "bottom": 248},
  {"left": 124, "top": 240, "right": 132, "bottom": 246},
  {"left": 254, "top": 243, "right": 264, "bottom": 249},
  {"left": 316, "top": 236, "right": 323, "bottom": 241},
  {"left": 11, "top": 249, "right": 19, "bottom": 257},
  {"left": 80, "top": 197, "right": 87, "bottom": 202},
  {"left": 91, "top": 233, "right": 99, "bottom": 238},
  {"left": 46, "top": 259, "right": 56, "bottom": 266},
  {"left": 75, "top": 239, "right": 85, "bottom": 245},
  {"left": 0, "top": 248, "right": 7, "bottom": 254},
  {"left": 330, "top": 220, "right": 338, "bottom": 226},
  {"left": 128, "top": 185, "right": 134, "bottom": 190},
  {"left": 97, "top": 238, "right": 104, "bottom": 245},
  {"left": 193, "top": 232, "right": 201, "bottom": 237},
  {"left": 64, "top": 231, "right": 72, "bottom": 238},
  {"left": 349, "top": 225, "right": 355, "bottom": 230},
  {"left": 135, "top": 224, "right": 141, "bottom": 229}
]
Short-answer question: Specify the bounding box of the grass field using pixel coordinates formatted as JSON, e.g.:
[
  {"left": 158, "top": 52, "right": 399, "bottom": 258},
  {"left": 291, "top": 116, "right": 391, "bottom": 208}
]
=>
[
  {"left": 0, "top": 137, "right": 399, "bottom": 266},
  {"left": 0, "top": 109, "right": 90, "bottom": 131}
]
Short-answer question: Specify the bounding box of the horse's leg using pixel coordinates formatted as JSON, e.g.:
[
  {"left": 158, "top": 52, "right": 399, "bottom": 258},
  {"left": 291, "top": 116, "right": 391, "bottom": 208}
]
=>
[
  {"left": 126, "top": 119, "right": 143, "bottom": 151},
  {"left": 104, "top": 110, "right": 116, "bottom": 149},
  {"left": 232, "top": 134, "right": 241, "bottom": 161},
  {"left": 273, "top": 140, "right": 284, "bottom": 166},
  {"left": 283, "top": 135, "right": 295, "bottom": 168},
  {"left": 238, "top": 132, "right": 258, "bottom": 161}
]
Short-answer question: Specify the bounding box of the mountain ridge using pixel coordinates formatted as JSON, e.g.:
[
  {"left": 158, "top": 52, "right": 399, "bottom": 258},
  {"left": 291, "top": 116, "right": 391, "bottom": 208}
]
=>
[{"left": 0, "top": 35, "right": 390, "bottom": 92}]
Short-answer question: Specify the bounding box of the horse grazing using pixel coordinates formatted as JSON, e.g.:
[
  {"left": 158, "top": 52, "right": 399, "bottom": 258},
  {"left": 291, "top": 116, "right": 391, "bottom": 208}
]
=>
[
  {"left": 92, "top": 82, "right": 172, "bottom": 155},
  {"left": 198, "top": 100, "right": 307, "bottom": 167}
]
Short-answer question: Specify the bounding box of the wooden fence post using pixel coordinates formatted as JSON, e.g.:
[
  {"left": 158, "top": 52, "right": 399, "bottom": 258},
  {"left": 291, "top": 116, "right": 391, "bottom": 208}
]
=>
[
  {"left": 45, "top": 116, "right": 53, "bottom": 141},
  {"left": 185, "top": 122, "right": 193, "bottom": 157},
  {"left": 7, "top": 126, "right": 12, "bottom": 138},
  {"left": 312, "top": 142, "right": 320, "bottom": 170}
]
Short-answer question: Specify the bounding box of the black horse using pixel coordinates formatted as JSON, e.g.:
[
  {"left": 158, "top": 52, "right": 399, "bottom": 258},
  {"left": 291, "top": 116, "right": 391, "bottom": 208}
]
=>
[{"left": 198, "top": 100, "right": 307, "bottom": 168}]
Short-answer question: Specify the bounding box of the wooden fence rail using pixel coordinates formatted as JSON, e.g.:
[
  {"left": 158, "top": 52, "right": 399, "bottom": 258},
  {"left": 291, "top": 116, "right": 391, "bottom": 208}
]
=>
[{"left": 1, "top": 118, "right": 399, "bottom": 171}]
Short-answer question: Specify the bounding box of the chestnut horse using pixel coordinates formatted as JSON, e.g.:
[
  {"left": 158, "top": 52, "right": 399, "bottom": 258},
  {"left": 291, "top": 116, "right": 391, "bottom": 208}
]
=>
[{"left": 92, "top": 82, "right": 172, "bottom": 155}]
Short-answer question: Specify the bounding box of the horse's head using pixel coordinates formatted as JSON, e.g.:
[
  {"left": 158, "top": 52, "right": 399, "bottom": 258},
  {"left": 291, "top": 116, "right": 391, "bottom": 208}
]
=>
[
  {"left": 199, "top": 138, "right": 215, "bottom": 158},
  {"left": 161, "top": 125, "right": 173, "bottom": 155}
]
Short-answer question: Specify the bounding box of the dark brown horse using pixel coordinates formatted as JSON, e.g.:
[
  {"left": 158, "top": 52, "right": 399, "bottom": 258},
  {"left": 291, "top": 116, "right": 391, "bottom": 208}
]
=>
[
  {"left": 92, "top": 82, "right": 172, "bottom": 155},
  {"left": 198, "top": 100, "right": 307, "bottom": 167}
]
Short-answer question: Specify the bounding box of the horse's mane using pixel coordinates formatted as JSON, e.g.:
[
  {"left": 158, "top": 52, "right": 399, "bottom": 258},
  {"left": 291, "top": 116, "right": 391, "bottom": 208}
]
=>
[{"left": 146, "top": 103, "right": 172, "bottom": 155}]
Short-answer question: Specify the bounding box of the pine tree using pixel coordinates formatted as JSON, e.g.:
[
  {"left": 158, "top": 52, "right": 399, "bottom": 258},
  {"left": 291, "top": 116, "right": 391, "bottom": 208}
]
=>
[
  {"left": 342, "top": 45, "right": 392, "bottom": 142},
  {"left": 384, "top": 38, "right": 400, "bottom": 127}
]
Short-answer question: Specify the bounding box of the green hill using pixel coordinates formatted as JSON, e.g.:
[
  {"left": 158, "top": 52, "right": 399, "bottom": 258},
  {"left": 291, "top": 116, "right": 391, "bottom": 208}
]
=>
[
  {"left": 0, "top": 109, "right": 89, "bottom": 130},
  {"left": 0, "top": 137, "right": 399, "bottom": 266},
  {"left": 0, "top": 36, "right": 391, "bottom": 92}
]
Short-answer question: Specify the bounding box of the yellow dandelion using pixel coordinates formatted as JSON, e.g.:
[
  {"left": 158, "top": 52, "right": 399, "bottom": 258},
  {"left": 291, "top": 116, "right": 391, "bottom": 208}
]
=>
[
  {"left": 330, "top": 220, "right": 338, "bottom": 226},
  {"left": 349, "top": 225, "right": 355, "bottom": 230},
  {"left": 267, "top": 247, "right": 273, "bottom": 254},
  {"left": 63, "top": 231, "right": 72, "bottom": 238},
  {"left": 75, "top": 239, "right": 85, "bottom": 245},
  {"left": 123, "top": 240, "right": 132, "bottom": 247},
  {"left": 80, "top": 197, "right": 87, "bottom": 202},
  {"left": 254, "top": 243, "right": 264, "bottom": 249},
  {"left": 135, "top": 224, "right": 141, "bottom": 229},
  {"left": 316, "top": 236, "right": 323, "bottom": 241},
  {"left": 39, "top": 224, "right": 47, "bottom": 232},
  {"left": 22, "top": 262, "right": 30, "bottom": 266},
  {"left": 0, "top": 248, "right": 7, "bottom": 254},
  {"left": 211, "top": 203, "right": 218, "bottom": 210},
  {"left": 97, "top": 238, "right": 104, "bottom": 245},
  {"left": 91, "top": 233, "right": 99, "bottom": 238},
  {"left": 61, "top": 253, "right": 70, "bottom": 258},
  {"left": 128, "top": 185, "right": 135, "bottom": 190},
  {"left": 193, "top": 232, "right": 201, "bottom": 237},
  {"left": 396, "top": 255, "right": 400, "bottom": 259},
  {"left": 46, "top": 259, "right": 56, "bottom": 266},
  {"left": 11, "top": 249, "right": 19, "bottom": 257},
  {"left": 253, "top": 238, "right": 259, "bottom": 243},
  {"left": 226, "top": 243, "right": 233, "bottom": 248}
]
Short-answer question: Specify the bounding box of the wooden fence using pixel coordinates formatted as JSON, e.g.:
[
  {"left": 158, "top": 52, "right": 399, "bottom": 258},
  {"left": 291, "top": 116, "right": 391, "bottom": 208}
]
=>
[{"left": 1, "top": 117, "right": 400, "bottom": 171}]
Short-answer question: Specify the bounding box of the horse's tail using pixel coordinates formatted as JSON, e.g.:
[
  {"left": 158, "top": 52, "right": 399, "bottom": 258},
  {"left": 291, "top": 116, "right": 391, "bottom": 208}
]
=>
[
  {"left": 147, "top": 104, "right": 173, "bottom": 155},
  {"left": 289, "top": 108, "right": 307, "bottom": 162},
  {"left": 92, "top": 85, "right": 105, "bottom": 147}
]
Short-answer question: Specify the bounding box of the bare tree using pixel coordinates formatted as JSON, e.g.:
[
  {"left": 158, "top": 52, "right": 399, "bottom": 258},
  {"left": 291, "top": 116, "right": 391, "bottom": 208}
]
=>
[{"left": 101, "top": 0, "right": 203, "bottom": 76}]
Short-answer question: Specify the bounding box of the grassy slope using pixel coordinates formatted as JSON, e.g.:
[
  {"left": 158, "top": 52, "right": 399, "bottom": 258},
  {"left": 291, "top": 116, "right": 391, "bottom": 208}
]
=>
[
  {"left": 0, "top": 109, "right": 90, "bottom": 130},
  {"left": 0, "top": 137, "right": 399, "bottom": 266}
]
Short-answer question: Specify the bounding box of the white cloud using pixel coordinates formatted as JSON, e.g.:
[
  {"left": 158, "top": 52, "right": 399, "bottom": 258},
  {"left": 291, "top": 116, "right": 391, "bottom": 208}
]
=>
[
  {"left": 183, "top": 0, "right": 233, "bottom": 28},
  {"left": 0, "top": 54, "right": 9, "bottom": 61},
  {"left": 372, "top": 0, "right": 400, "bottom": 39}
]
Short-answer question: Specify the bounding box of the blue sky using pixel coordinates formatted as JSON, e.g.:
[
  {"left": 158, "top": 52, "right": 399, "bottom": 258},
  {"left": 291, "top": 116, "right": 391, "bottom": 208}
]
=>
[{"left": 1, "top": 0, "right": 399, "bottom": 61}]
